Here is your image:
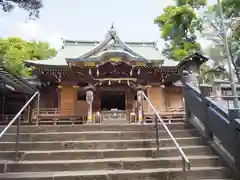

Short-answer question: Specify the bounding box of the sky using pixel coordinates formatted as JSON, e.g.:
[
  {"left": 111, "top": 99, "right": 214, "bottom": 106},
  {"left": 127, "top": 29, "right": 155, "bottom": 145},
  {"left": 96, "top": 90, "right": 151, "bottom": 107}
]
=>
[{"left": 0, "top": 0, "right": 217, "bottom": 51}]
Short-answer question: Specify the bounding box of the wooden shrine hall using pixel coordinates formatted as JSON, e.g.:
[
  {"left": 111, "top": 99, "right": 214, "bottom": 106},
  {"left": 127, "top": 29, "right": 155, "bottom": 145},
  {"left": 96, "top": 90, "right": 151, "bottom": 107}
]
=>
[
  {"left": 26, "top": 26, "right": 208, "bottom": 124},
  {"left": 0, "top": 66, "right": 38, "bottom": 124}
]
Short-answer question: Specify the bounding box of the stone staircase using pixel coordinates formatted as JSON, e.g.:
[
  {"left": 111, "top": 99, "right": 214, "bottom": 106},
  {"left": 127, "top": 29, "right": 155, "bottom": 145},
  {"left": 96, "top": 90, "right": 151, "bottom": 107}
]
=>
[{"left": 0, "top": 122, "right": 235, "bottom": 179}]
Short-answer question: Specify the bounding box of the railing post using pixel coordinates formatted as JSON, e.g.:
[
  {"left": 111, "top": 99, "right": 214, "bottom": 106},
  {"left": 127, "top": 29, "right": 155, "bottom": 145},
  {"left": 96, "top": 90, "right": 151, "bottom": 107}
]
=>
[
  {"left": 154, "top": 115, "right": 160, "bottom": 152},
  {"left": 182, "top": 156, "right": 188, "bottom": 180},
  {"left": 228, "top": 109, "right": 240, "bottom": 171},
  {"left": 181, "top": 70, "right": 193, "bottom": 122},
  {"left": 36, "top": 92, "right": 40, "bottom": 125},
  {"left": 235, "top": 128, "right": 240, "bottom": 171},
  {"left": 200, "top": 85, "right": 214, "bottom": 142},
  {"left": 15, "top": 116, "right": 21, "bottom": 161},
  {"left": 203, "top": 100, "right": 214, "bottom": 142}
]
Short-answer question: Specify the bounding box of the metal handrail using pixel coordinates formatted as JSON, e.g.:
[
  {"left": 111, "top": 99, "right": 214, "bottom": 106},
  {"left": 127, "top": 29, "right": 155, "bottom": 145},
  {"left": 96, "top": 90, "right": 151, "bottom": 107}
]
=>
[
  {"left": 140, "top": 91, "right": 191, "bottom": 176},
  {"left": 209, "top": 96, "right": 240, "bottom": 98},
  {"left": 0, "top": 91, "right": 40, "bottom": 161}
]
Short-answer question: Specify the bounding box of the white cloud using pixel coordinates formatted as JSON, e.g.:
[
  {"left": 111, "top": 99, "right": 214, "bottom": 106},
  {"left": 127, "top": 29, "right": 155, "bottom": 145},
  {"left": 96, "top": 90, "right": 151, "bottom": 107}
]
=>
[
  {"left": 48, "top": 34, "right": 65, "bottom": 49},
  {"left": 17, "top": 21, "right": 43, "bottom": 39},
  {"left": 15, "top": 21, "right": 64, "bottom": 49},
  {"left": 0, "top": 12, "right": 63, "bottom": 49}
]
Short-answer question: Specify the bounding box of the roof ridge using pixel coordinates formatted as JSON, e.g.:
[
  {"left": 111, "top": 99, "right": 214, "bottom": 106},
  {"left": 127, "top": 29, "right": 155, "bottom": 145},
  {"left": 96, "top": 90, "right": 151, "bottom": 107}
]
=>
[{"left": 63, "top": 39, "right": 156, "bottom": 45}]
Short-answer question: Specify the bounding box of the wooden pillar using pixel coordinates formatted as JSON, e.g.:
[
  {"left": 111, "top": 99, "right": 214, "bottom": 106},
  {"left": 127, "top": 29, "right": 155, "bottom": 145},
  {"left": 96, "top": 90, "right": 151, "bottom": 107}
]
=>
[
  {"left": 93, "top": 88, "right": 100, "bottom": 112},
  {"left": 125, "top": 89, "right": 134, "bottom": 111}
]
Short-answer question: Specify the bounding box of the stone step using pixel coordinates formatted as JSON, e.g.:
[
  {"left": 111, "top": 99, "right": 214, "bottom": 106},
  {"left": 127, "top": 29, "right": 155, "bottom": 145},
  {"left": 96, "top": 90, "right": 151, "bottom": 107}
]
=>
[
  {"left": 2, "top": 155, "right": 220, "bottom": 173},
  {"left": 1, "top": 129, "right": 200, "bottom": 142},
  {"left": 0, "top": 137, "right": 203, "bottom": 151},
  {"left": 0, "top": 167, "right": 230, "bottom": 180},
  {"left": 13, "top": 145, "right": 213, "bottom": 161},
  {"left": 1, "top": 123, "right": 193, "bottom": 133}
]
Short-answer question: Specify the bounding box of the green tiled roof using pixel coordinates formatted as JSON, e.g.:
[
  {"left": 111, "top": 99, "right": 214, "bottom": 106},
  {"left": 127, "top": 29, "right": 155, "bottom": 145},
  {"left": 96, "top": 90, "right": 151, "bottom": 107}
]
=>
[
  {"left": 26, "top": 26, "right": 164, "bottom": 66},
  {"left": 26, "top": 26, "right": 209, "bottom": 68}
]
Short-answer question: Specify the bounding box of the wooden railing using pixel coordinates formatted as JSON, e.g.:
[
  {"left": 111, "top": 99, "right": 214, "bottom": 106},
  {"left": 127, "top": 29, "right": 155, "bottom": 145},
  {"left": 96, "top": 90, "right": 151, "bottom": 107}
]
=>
[
  {"left": 143, "top": 106, "right": 185, "bottom": 122},
  {"left": 32, "top": 108, "right": 73, "bottom": 117},
  {"left": 32, "top": 108, "right": 87, "bottom": 125},
  {"left": 0, "top": 115, "right": 24, "bottom": 125},
  {"left": 30, "top": 106, "right": 186, "bottom": 125}
]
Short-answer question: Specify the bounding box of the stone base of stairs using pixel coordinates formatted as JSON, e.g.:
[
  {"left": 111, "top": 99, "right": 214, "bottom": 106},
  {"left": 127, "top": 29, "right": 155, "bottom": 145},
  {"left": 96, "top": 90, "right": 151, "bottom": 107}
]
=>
[
  {"left": 0, "top": 167, "right": 232, "bottom": 180},
  {"left": 0, "top": 123, "right": 236, "bottom": 180}
]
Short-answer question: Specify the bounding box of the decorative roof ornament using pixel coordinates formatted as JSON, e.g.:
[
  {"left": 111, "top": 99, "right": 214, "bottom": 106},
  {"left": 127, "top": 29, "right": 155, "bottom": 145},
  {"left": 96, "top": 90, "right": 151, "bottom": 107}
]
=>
[
  {"left": 110, "top": 22, "right": 114, "bottom": 29},
  {"left": 108, "top": 22, "right": 117, "bottom": 37}
]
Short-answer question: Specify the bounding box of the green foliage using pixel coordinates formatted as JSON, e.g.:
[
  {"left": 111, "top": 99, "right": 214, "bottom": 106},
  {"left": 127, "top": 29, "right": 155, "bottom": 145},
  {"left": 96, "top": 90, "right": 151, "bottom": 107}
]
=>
[
  {"left": 0, "top": 37, "right": 57, "bottom": 77},
  {"left": 199, "top": 63, "right": 213, "bottom": 84},
  {"left": 209, "top": 0, "right": 240, "bottom": 18},
  {"left": 221, "top": 0, "right": 240, "bottom": 19},
  {"left": 203, "top": 0, "right": 240, "bottom": 81},
  {"left": 0, "top": 0, "right": 43, "bottom": 19},
  {"left": 209, "top": 0, "right": 240, "bottom": 38},
  {"left": 154, "top": 0, "right": 207, "bottom": 61}
]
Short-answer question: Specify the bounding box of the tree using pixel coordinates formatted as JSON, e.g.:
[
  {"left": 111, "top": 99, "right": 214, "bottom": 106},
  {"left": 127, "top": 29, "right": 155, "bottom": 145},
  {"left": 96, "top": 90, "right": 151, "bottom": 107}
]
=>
[
  {"left": 0, "top": 37, "right": 57, "bottom": 77},
  {"left": 202, "top": 1, "right": 240, "bottom": 81},
  {"left": 199, "top": 63, "right": 214, "bottom": 84},
  {"left": 212, "top": 0, "right": 240, "bottom": 38},
  {"left": 154, "top": 0, "right": 207, "bottom": 61},
  {"left": 203, "top": 45, "right": 225, "bottom": 66},
  {"left": 0, "top": 0, "right": 43, "bottom": 19},
  {"left": 220, "top": 0, "right": 240, "bottom": 19}
]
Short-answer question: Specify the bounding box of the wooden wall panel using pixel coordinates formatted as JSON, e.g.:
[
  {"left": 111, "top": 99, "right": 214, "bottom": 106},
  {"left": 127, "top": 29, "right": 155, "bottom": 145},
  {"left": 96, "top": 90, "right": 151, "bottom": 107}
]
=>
[
  {"left": 164, "top": 87, "right": 183, "bottom": 109},
  {"left": 147, "top": 87, "right": 163, "bottom": 110},
  {"left": 75, "top": 101, "right": 88, "bottom": 116},
  {"left": 169, "top": 90, "right": 183, "bottom": 109},
  {"left": 60, "top": 86, "right": 77, "bottom": 116},
  {"left": 39, "top": 87, "right": 58, "bottom": 108}
]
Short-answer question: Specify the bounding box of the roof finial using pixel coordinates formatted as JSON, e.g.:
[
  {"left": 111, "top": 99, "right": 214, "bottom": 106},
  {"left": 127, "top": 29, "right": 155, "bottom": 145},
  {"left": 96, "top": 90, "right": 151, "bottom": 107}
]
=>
[{"left": 110, "top": 22, "right": 114, "bottom": 29}]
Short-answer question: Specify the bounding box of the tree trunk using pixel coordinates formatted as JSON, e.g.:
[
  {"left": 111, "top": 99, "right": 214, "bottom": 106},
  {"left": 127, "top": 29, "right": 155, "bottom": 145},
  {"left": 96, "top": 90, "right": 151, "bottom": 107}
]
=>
[{"left": 229, "top": 46, "right": 240, "bottom": 82}]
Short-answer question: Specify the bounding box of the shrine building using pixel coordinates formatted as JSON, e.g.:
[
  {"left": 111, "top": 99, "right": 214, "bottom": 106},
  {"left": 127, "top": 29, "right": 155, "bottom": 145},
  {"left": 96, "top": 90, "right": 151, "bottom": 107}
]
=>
[{"left": 26, "top": 26, "right": 208, "bottom": 124}]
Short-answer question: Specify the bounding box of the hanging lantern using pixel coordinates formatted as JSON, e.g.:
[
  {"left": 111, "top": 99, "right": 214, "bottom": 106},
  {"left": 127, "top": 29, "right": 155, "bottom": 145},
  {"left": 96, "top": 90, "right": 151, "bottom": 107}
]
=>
[{"left": 86, "top": 90, "right": 94, "bottom": 104}]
